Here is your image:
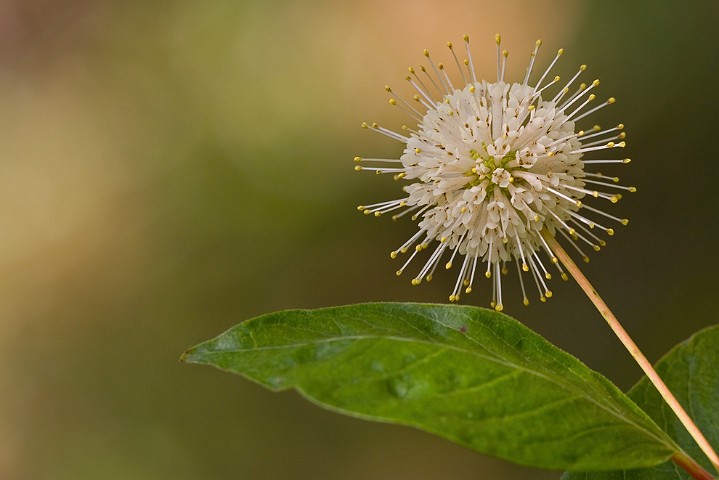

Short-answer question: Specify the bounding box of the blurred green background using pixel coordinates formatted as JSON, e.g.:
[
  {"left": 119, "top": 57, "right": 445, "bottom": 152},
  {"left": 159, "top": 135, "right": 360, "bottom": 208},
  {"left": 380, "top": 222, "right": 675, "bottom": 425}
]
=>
[{"left": 1, "top": 0, "right": 718, "bottom": 478}]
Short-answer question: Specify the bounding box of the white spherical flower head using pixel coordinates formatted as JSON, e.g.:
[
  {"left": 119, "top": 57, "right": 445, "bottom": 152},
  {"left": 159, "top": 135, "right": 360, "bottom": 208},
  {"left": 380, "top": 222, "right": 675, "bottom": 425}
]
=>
[{"left": 356, "top": 35, "right": 633, "bottom": 311}]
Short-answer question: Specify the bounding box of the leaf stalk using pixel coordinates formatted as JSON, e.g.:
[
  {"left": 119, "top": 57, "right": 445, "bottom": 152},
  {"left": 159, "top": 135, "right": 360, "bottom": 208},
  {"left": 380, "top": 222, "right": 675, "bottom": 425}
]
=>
[{"left": 672, "top": 451, "right": 716, "bottom": 480}]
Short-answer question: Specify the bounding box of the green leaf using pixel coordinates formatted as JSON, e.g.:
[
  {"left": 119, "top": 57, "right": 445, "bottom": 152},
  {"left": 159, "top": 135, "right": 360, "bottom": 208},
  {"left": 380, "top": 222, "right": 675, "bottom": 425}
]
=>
[
  {"left": 182, "top": 303, "right": 678, "bottom": 471},
  {"left": 563, "top": 324, "right": 719, "bottom": 480}
]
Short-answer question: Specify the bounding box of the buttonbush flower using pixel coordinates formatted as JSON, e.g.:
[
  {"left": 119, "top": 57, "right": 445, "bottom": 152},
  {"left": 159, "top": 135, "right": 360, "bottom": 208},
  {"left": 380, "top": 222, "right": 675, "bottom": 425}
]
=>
[{"left": 356, "top": 35, "right": 634, "bottom": 311}]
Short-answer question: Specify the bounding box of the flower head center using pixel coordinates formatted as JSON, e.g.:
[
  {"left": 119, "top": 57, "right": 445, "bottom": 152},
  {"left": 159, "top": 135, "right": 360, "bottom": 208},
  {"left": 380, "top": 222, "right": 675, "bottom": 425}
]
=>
[{"left": 466, "top": 149, "right": 517, "bottom": 190}]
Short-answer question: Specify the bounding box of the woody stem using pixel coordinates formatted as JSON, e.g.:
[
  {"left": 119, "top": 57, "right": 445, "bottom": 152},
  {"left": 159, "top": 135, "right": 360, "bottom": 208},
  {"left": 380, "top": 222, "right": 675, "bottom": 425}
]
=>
[{"left": 541, "top": 230, "right": 719, "bottom": 474}]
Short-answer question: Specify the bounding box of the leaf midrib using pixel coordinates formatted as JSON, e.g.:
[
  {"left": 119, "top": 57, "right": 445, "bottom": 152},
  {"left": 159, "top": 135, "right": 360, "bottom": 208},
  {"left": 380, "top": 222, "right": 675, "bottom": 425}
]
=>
[{"left": 197, "top": 333, "right": 675, "bottom": 452}]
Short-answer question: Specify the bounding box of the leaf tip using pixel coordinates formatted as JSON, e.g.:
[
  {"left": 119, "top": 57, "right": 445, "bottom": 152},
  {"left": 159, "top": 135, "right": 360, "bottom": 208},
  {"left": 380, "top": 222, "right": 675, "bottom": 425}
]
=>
[{"left": 179, "top": 347, "right": 201, "bottom": 364}]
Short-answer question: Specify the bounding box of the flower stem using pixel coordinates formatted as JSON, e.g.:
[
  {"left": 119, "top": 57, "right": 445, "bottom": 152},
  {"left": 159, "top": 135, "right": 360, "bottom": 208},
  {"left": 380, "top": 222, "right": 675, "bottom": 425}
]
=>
[{"left": 541, "top": 230, "right": 719, "bottom": 474}]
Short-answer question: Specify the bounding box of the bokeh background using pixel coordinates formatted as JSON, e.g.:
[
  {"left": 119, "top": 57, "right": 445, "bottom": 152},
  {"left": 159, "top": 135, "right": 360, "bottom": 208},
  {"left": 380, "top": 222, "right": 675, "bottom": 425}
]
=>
[{"left": 2, "top": 0, "right": 718, "bottom": 478}]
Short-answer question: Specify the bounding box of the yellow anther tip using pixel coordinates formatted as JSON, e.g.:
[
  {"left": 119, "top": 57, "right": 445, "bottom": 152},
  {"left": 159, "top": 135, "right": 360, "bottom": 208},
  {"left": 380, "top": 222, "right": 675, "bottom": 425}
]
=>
[
  {"left": 389, "top": 98, "right": 397, "bottom": 105},
  {"left": 582, "top": 256, "right": 590, "bottom": 263},
  {"left": 536, "top": 39, "right": 542, "bottom": 46},
  {"left": 445, "top": 262, "right": 452, "bottom": 270},
  {"left": 495, "top": 34, "right": 501, "bottom": 44},
  {"left": 522, "top": 264, "right": 529, "bottom": 272},
  {"left": 588, "top": 94, "right": 596, "bottom": 101},
  {"left": 580, "top": 64, "right": 588, "bottom": 71},
  {"left": 629, "top": 187, "right": 637, "bottom": 193},
  {"left": 607, "top": 228, "right": 615, "bottom": 236},
  {"left": 557, "top": 48, "right": 564, "bottom": 55},
  {"left": 354, "top": 165, "right": 362, "bottom": 171},
  {"left": 621, "top": 219, "right": 629, "bottom": 225},
  {"left": 503, "top": 50, "right": 509, "bottom": 57},
  {"left": 446, "top": 41, "right": 453, "bottom": 48},
  {"left": 465, "top": 287, "right": 472, "bottom": 294},
  {"left": 545, "top": 290, "right": 553, "bottom": 298},
  {"left": 374, "top": 211, "right": 381, "bottom": 217},
  {"left": 495, "top": 304, "right": 504, "bottom": 312},
  {"left": 545, "top": 273, "right": 552, "bottom": 280},
  {"left": 485, "top": 272, "right": 492, "bottom": 279},
  {"left": 623, "top": 158, "right": 631, "bottom": 163},
  {"left": 390, "top": 251, "right": 398, "bottom": 259},
  {"left": 568, "top": 228, "right": 576, "bottom": 236},
  {"left": 523, "top": 299, "right": 530, "bottom": 306},
  {"left": 361, "top": 122, "right": 368, "bottom": 128},
  {"left": 395, "top": 270, "right": 403, "bottom": 276},
  {"left": 463, "top": 34, "right": 470, "bottom": 42},
  {"left": 561, "top": 272, "right": 569, "bottom": 281},
  {"left": 576, "top": 200, "right": 583, "bottom": 208},
  {"left": 553, "top": 75, "right": 560, "bottom": 82},
  {"left": 357, "top": 205, "right": 365, "bottom": 211},
  {"left": 608, "top": 97, "right": 616, "bottom": 104},
  {"left": 363, "top": 210, "right": 371, "bottom": 215},
  {"left": 593, "top": 245, "right": 601, "bottom": 252},
  {"left": 354, "top": 156, "right": 362, "bottom": 162},
  {"left": 592, "top": 79, "right": 600, "bottom": 86},
  {"left": 423, "top": 49, "right": 430, "bottom": 57},
  {"left": 551, "top": 257, "right": 559, "bottom": 264},
  {"left": 540, "top": 296, "right": 547, "bottom": 303},
  {"left": 415, "top": 245, "right": 422, "bottom": 252},
  {"left": 411, "top": 278, "right": 421, "bottom": 285}
]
